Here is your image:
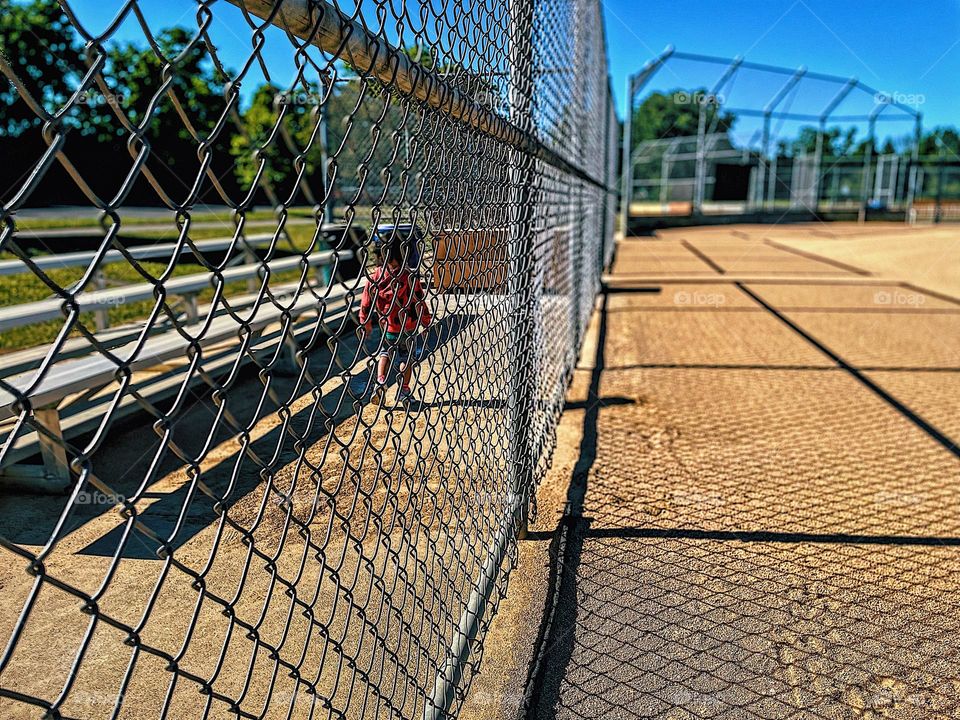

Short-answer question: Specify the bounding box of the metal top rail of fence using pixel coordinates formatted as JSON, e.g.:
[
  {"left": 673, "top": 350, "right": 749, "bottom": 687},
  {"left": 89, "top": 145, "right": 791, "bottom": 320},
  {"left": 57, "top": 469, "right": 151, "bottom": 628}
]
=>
[{"left": 0, "top": 0, "right": 618, "bottom": 718}]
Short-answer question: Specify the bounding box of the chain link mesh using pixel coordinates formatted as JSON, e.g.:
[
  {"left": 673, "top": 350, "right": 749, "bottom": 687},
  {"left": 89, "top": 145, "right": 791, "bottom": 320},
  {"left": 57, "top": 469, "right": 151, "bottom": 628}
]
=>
[{"left": 0, "top": 0, "right": 616, "bottom": 717}]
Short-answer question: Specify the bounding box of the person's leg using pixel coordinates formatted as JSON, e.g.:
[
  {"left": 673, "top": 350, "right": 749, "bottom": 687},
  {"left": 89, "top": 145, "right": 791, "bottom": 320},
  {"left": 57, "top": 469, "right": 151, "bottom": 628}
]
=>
[
  {"left": 377, "top": 352, "right": 390, "bottom": 383},
  {"left": 373, "top": 334, "right": 394, "bottom": 404},
  {"left": 373, "top": 349, "right": 389, "bottom": 404},
  {"left": 378, "top": 331, "right": 399, "bottom": 383},
  {"left": 399, "top": 336, "right": 414, "bottom": 389}
]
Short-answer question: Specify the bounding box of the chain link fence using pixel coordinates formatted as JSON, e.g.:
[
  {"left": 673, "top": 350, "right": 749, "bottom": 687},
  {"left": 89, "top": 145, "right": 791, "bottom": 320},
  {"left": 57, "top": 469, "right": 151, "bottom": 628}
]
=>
[{"left": 0, "top": 0, "right": 617, "bottom": 718}]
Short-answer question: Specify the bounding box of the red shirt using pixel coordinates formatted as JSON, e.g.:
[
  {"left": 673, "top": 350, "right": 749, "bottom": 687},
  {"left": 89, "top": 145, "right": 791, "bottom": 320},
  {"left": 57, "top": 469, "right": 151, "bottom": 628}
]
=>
[{"left": 359, "top": 265, "right": 432, "bottom": 333}]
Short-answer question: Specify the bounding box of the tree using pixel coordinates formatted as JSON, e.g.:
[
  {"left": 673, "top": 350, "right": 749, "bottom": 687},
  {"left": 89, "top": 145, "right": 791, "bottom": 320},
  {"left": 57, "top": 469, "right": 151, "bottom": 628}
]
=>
[
  {"left": 1, "top": 5, "right": 241, "bottom": 205},
  {"left": 104, "top": 28, "right": 233, "bottom": 179},
  {"left": 0, "top": 0, "right": 85, "bottom": 136},
  {"left": 630, "top": 89, "right": 737, "bottom": 146},
  {"left": 919, "top": 127, "right": 960, "bottom": 158},
  {"left": 776, "top": 126, "right": 862, "bottom": 158},
  {"left": 229, "top": 82, "right": 325, "bottom": 193}
]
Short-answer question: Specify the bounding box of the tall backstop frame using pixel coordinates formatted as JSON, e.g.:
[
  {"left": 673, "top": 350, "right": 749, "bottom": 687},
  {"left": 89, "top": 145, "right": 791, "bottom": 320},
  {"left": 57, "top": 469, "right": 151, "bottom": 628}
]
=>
[{"left": 620, "top": 47, "right": 932, "bottom": 231}]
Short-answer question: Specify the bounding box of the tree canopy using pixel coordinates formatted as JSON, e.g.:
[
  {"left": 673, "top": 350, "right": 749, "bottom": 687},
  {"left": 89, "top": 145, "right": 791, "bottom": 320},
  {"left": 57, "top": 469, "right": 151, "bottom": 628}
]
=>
[
  {"left": 630, "top": 89, "right": 737, "bottom": 147},
  {"left": 1, "top": 1, "right": 957, "bottom": 208}
]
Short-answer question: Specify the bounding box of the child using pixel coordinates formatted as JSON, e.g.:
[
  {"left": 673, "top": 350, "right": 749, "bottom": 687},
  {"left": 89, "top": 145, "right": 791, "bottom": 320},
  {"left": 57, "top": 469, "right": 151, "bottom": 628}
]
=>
[{"left": 358, "top": 234, "right": 432, "bottom": 404}]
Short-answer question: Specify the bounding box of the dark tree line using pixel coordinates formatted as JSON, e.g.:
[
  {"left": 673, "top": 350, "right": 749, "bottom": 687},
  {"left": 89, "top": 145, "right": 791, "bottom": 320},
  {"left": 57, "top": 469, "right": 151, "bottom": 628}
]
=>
[{"left": 0, "top": 1, "right": 493, "bottom": 210}]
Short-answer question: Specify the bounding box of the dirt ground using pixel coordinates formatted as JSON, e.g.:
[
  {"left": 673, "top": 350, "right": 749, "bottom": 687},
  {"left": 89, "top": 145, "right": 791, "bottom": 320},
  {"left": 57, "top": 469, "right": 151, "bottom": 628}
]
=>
[
  {"left": 2, "top": 221, "right": 958, "bottom": 720},
  {"left": 460, "top": 222, "right": 960, "bottom": 720}
]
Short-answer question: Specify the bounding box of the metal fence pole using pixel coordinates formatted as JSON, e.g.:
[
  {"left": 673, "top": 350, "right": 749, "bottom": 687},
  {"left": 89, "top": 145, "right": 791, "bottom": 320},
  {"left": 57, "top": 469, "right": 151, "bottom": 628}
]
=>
[
  {"left": 859, "top": 116, "right": 878, "bottom": 223},
  {"left": 758, "top": 115, "right": 771, "bottom": 210},
  {"left": 506, "top": 0, "right": 537, "bottom": 541},
  {"left": 619, "top": 73, "right": 636, "bottom": 235},
  {"left": 935, "top": 159, "right": 946, "bottom": 224},
  {"left": 906, "top": 114, "right": 923, "bottom": 221},
  {"left": 599, "top": 77, "right": 613, "bottom": 273},
  {"left": 693, "top": 101, "right": 708, "bottom": 213}
]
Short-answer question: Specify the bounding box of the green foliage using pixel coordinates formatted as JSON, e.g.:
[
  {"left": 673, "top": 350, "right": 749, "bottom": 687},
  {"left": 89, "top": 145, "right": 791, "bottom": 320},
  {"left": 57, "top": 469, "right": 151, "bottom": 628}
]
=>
[
  {"left": 777, "top": 127, "right": 860, "bottom": 158},
  {"left": 779, "top": 126, "right": 955, "bottom": 160},
  {"left": 105, "top": 27, "right": 229, "bottom": 143},
  {"left": 231, "top": 83, "right": 311, "bottom": 190},
  {"left": 631, "top": 89, "right": 737, "bottom": 146},
  {"left": 0, "top": 0, "right": 85, "bottom": 135},
  {"left": 0, "top": 5, "right": 229, "bottom": 143},
  {"left": 919, "top": 127, "right": 960, "bottom": 158}
]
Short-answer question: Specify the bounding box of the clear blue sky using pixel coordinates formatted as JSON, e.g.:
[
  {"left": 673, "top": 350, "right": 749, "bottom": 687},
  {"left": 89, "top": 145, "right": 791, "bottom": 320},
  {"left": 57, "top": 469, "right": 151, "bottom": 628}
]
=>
[
  {"left": 64, "top": 0, "right": 959, "bottom": 132},
  {"left": 602, "top": 0, "right": 960, "bottom": 129}
]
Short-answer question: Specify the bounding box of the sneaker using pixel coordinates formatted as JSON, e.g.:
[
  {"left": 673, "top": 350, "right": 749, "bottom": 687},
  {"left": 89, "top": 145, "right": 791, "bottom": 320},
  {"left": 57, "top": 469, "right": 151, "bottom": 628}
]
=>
[
  {"left": 397, "top": 386, "right": 413, "bottom": 405},
  {"left": 372, "top": 376, "right": 387, "bottom": 405}
]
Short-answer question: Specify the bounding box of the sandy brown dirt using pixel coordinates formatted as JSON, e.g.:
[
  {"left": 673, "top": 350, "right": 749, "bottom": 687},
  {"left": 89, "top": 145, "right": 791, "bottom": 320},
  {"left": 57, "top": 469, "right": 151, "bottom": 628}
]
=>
[
  {"left": 463, "top": 222, "right": 960, "bottom": 720},
  {"left": 762, "top": 223, "right": 960, "bottom": 298},
  {"left": 2, "top": 221, "right": 958, "bottom": 720}
]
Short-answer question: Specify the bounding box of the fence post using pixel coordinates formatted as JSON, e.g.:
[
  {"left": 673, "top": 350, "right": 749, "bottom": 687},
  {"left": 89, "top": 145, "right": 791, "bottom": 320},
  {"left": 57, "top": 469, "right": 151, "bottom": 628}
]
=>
[
  {"left": 813, "top": 124, "right": 825, "bottom": 214},
  {"left": 319, "top": 90, "right": 335, "bottom": 225},
  {"left": 757, "top": 115, "right": 771, "bottom": 210},
  {"left": 619, "top": 74, "right": 636, "bottom": 235},
  {"left": 859, "top": 116, "right": 877, "bottom": 223},
  {"left": 935, "top": 160, "right": 946, "bottom": 224},
  {"left": 507, "top": 0, "right": 537, "bottom": 540},
  {"left": 599, "top": 79, "right": 612, "bottom": 275},
  {"left": 905, "top": 114, "right": 922, "bottom": 222},
  {"left": 93, "top": 269, "right": 109, "bottom": 331},
  {"left": 693, "top": 100, "right": 708, "bottom": 213}
]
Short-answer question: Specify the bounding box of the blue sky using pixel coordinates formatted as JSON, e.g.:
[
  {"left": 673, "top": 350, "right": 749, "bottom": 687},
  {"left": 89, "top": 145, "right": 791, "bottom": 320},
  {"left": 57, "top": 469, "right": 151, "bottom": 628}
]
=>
[
  {"left": 63, "top": 0, "right": 959, "bottom": 132},
  {"left": 602, "top": 0, "right": 960, "bottom": 129}
]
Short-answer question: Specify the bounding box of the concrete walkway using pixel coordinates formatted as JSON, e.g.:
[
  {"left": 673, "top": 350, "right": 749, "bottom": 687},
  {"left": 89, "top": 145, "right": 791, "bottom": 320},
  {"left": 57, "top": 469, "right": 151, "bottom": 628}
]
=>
[{"left": 468, "top": 224, "right": 960, "bottom": 720}]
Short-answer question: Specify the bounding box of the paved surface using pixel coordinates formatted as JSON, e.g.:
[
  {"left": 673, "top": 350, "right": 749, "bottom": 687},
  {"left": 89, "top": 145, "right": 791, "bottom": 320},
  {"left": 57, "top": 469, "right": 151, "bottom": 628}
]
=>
[
  {"left": 470, "top": 223, "right": 960, "bottom": 720},
  {"left": 0, "top": 297, "right": 511, "bottom": 720}
]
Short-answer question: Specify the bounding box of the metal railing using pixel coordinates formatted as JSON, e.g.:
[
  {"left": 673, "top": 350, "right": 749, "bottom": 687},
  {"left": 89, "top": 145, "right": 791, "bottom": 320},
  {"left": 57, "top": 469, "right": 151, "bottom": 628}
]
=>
[{"left": 0, "top": 0, "right": 616, "bottom": 718}]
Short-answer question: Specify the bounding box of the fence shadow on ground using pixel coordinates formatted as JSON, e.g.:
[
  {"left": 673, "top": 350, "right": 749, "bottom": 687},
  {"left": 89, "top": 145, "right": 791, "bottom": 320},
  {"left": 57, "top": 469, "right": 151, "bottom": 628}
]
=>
[{"left": 524, "top": 286, "right": 960, "bottom": 720}]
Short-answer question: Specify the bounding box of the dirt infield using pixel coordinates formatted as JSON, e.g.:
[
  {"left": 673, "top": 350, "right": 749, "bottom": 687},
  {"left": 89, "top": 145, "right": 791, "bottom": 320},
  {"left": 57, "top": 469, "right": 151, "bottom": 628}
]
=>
[{"left": 462, "top": 223, "right": 960, "bottom": 719}]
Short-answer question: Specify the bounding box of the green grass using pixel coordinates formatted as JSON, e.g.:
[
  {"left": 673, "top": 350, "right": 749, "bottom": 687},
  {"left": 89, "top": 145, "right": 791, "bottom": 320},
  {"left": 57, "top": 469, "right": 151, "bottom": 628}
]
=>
[
  {"left": 112, "top": 223, "right": 322, "bottom": 250},
  {"left": 1, "top": 204, "right": 414, "bottom": 353},
  {"left": 0, "top": 248, "right": 317, "bottom": 354},
  {"left": 13, "top": 207, "right": 317, "bottom": 231}
]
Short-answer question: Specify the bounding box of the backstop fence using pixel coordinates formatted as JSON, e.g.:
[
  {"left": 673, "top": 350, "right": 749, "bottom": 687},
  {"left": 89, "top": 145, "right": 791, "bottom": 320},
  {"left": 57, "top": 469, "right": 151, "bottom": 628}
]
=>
[
  {"left": 619, "top": 48, "right": 938, "bottom": 227},
  {"left": 0, "top": 1, "right": 617, "bottom": 718}
]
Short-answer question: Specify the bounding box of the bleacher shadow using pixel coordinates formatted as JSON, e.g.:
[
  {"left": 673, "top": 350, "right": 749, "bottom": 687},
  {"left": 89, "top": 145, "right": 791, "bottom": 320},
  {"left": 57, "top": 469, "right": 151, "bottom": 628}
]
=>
[{"left": 0, "top": 312, "right": 481, "bottom": 554}]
